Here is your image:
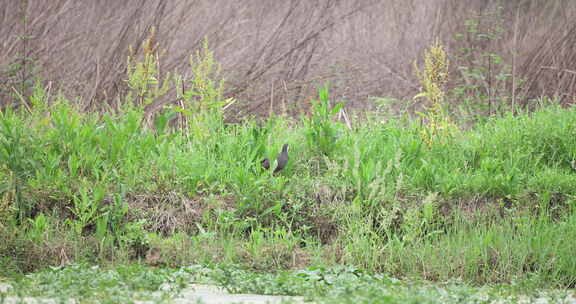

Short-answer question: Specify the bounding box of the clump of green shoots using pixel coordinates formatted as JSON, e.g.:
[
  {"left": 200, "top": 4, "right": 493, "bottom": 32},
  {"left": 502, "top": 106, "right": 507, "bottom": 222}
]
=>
[
  {"left": 126, "top": 27, "right": 171, "bottom": 109},
  {"left": 304, "top": 85, "right": 345, "bottom": 156},
  {"left": 173, "top": 37, "right": 234, "bottom": 140},
  {"left": 414, "top": 39, "right": 458, "bottom": 147}
]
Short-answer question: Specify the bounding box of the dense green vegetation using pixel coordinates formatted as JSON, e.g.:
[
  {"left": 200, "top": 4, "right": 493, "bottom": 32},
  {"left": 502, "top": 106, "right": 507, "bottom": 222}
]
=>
[
  {"left": 1, "top": 85, "right": 575, "bottom": 286},
  {"left": 1, "top": 39, "right": 575, "bottom": 303},
  {"left": 2, "top": 264, "right": 573, "bottom": 303}
]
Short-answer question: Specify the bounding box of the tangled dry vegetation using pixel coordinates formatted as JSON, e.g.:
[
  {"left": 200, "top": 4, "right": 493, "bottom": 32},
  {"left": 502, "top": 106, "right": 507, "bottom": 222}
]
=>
[{"left": 1, "top": 0, "right": 575, "bottom": 118}]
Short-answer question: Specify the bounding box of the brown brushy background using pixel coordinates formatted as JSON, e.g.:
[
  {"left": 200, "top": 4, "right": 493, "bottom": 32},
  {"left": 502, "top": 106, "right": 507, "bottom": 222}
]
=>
[{"left": 1, "top": 0, "right": 575, "bottom": 118}]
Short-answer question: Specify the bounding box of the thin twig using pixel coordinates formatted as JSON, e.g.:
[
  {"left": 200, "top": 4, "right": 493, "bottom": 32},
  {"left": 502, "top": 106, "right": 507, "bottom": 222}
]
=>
[
  {"left": 512, "top": 8, "right": 519, "bottom": 114},
  {"left": 339, "top": 107, "right": 352, "bottom": 130},
  {"left": 282, "top": 80, "right": 288, "bottom": 116},
  {"left": 540, "top": 66, "right": 576, "bottom": 75},
  {"left": 11, "top": 86, "right": 33, "bottom": 114},
  {"left": 269, "top": 81, "right": 274, "bottom": 116}
]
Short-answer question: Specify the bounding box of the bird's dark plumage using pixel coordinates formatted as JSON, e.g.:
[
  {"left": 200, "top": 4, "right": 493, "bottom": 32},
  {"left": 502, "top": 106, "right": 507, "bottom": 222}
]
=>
[
  {"left": 261, "top": 158, "right": 270, "bottom": 170},
  {"left": 261, "top": 143, "right": 289, "bottom": 174},
  {"left": 274, "top": 144, "right": 289, "bottom": 173}
]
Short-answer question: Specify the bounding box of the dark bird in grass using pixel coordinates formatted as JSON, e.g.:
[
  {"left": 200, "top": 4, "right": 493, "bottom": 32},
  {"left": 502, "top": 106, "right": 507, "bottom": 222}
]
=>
[
  {"left": 274, "top": 143, "right": 289, "bottom": 173},
  {"left": 261, "top": 143, "right": 289, "bottom": 174},
  {"left": 261, "top": 158, "right": 271, "bottom": 170}
]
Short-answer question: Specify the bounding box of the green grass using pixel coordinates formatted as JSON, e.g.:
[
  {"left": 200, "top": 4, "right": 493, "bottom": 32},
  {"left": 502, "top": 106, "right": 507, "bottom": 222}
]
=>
[
  {"left": 1, "top": 84, "right": 576, "bottom": 288},
  {"left": 1, "top": 264, "right": 573, "bottom": 303},
  {"left": 1, "top": 264, "right": 193, "bottom": 303},
  {"left": 206, "top": 265, "right": 574, "bottom": 303}
]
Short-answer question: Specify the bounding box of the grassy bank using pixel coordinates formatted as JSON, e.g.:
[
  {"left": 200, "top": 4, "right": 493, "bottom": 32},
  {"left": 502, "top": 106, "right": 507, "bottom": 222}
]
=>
[{"left": 1, "top": 85, "right": 575, "bottom": 287}]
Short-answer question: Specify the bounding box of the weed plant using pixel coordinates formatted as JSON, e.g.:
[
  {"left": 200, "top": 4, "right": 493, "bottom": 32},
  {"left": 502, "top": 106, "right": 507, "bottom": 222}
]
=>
[
  {"left": 3, "top": 264, "right": 193, "bottom": 303},
  {"left": 1, "top": 90, "right": 575, "bottom": 287},
  {"left": 1, "top": 40, "right": 576, "bottom": 289},
  {"left": 3, "top": 264, "right": 572, "bottom": 303}
]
